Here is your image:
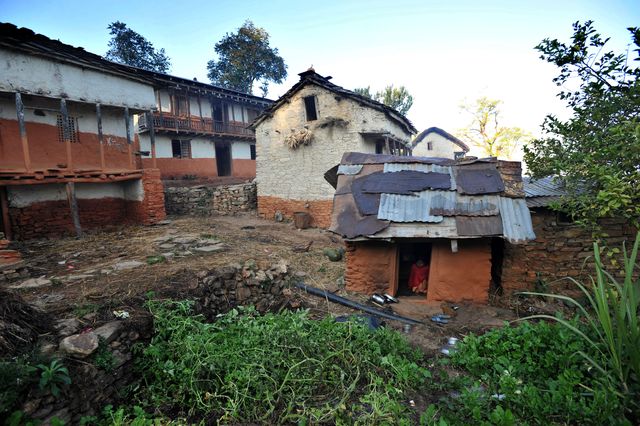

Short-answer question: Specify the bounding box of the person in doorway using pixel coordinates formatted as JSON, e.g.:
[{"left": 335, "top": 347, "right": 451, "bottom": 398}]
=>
[{"left": 408, "top": 259, "right": 429, "bottom": 294}]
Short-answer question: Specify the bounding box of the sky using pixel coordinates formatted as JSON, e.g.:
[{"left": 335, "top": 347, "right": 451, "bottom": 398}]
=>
[{"left": 2, "top": 0, "right": 639, "bottom": 159}]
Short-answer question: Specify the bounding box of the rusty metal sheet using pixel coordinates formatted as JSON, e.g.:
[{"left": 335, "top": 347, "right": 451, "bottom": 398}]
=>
[
  {"left": 455, "top": 216, "right": 503, "bottom": 236},
  {"left": 383, "top": 163, "right": 457, "bottom": 190},
  {"left": 358, "top": 171, "right": 451, "bottom": 195},
  {"left": 341, "top": 152, "right": 454, "bottom": 166},
  {"left": 428, "top": 193, "right": 499, "bottom": 216},
  {"left": 329, "top": 194, "right": 389, "bottom": 238},
  {"left": 351, "top": 177, "right": 381, "bottom": 215},
  {"left": 455, "top": 166, "right": 504, "bottom": 194}
]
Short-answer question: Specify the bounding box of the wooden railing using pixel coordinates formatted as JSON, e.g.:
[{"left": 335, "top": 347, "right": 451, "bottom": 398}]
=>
[{"left": 139, "top": 113, "right": 254, "bottom": 138}]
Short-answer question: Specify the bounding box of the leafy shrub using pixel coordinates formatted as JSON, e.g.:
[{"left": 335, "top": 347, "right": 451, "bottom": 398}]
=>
[
  {"left": 440, "top": 320, "right": 624, "bottom": 425},
  {"left": 136, "top": 301, "right": 431, "bottom": 424},
  {"left": 521, "top": 232, "right": 640, "bottom": 421},
  {"left": 37, "top": 359, "right": 71, "bottom": 397},
  {"left": 0, "top": 356, "right": 37, "bottom": 417}
]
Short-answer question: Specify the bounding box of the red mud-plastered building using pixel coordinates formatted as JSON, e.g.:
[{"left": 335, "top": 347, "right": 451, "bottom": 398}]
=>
[
  {"left": 0, "top": 24, "right": 166, "bottom": 240},
  {"left": 327, "top": 153, "right": 535, "bottom": 304}
]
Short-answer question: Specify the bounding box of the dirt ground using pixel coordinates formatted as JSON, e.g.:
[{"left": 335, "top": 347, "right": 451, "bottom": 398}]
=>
[{"left": 8, "top": 213, "right": 519, "bottom": 355}]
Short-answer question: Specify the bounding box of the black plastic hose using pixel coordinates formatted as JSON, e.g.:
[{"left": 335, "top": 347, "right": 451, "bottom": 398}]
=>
[{"left": 295, "top": 283, "right": 423, "bottom": 325}]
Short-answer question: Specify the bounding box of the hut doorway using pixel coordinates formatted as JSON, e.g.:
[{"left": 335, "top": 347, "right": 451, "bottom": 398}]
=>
[{"left": 396, "top": 242, "right": 432, "bottom": 297}]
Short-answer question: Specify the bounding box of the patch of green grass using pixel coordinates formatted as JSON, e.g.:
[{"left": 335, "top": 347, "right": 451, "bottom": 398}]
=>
[
  {"left": 146, "top": 255, "right": 166, "bottom": 266},
  {"left": 199, "top": 233, "right": 217, "bottom": 240},
  {"left": 134, "top": 301, "right": 431, "bottom": 424},
  {"left": 73, "top": 303, "right": 100, "bottom": 318},
  {"left": 93, "top": 338, "right": 116, "bottom": 372},
  {"left": 427, "top": 320, "right": 625, "bottom": 425}
]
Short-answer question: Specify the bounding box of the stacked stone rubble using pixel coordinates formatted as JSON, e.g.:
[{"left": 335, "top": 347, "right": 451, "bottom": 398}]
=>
[{"left": 164, "top": 182, "right": 257, "bottom": 216}]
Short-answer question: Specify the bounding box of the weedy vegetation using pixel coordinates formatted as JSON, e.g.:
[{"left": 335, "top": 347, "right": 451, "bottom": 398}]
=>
[{"left": 133, "top": 301, "right": 432, "bottom": 424}]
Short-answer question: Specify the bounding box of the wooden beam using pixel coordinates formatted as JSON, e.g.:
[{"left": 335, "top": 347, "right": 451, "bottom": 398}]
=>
[
  {"left": 157, "top": 90, "right": 163, "bottom": 115},
  {"left": 0, "top": 187, "right": 12, "bottom": 240},
  {"left": 96, "top": 103, "right": 105, "bottom": 171},
  {"left": 197, "top": 94, "right": 202, "bottom": 118},
  {"left": 60, "top": 99, "right": 73, "bottom": 170},
  {"left": 384, "top": 136, "right": 390, "bottom": 155},
  {"left": 124, "top": 107, "right": 134, "bottom": 169},
  {"left": 65, "top": 182, "right": 82, "bottom": 238},
  {"left": 15, "top": 93, "right": 32, "bottom": 172},
  {"left": 147, "top": 110, "right": 157, "bottom": 168}
]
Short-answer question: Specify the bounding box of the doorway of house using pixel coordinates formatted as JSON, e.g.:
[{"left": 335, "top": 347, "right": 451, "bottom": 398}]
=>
[
  {"left": 215, "top": 143, "right": 232, "bottom": 176},
  {"left": 396, "top": 242, "right": 432, "bottom": 297}
]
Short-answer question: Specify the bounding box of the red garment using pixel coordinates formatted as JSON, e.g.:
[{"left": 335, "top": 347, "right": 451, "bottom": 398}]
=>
[{"left": 408, "top": 264, "right": 429, "bottom": 292}]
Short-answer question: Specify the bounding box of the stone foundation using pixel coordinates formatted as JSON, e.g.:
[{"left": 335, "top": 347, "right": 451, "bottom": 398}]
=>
[
  {"left": 257, "top": 196, "right": 333, "bottom": 228},
  {"left": 501, "top": 208, "right": 637, "bottom": 296},
  {"left": 164, "top": 182, "right": 257, "bottom": 216}
]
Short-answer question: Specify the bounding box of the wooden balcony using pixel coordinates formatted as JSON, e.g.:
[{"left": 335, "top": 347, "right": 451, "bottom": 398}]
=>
[{"left": 138, "top": 113, "right": 255, "bottom": 140}]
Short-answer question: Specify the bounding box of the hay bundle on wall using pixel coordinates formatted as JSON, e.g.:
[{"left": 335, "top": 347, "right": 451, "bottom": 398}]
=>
[{"left": 284, "top": 128, "right": 313, "bottom": 149}]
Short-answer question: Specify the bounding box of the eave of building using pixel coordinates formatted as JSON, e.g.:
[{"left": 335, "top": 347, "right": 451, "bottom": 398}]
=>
[{"left": 0, "top": 169, "right": 144, "bottom": 186}]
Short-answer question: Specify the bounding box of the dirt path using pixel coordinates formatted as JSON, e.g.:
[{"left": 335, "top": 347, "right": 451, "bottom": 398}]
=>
[{"left": 9, "top": 213, "right": 518, "bottom": 354}]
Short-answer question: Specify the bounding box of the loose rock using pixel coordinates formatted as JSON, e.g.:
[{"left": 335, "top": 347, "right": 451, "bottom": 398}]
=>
[{"left": 59, "top": 333, "right": 99, "bottom": 358}]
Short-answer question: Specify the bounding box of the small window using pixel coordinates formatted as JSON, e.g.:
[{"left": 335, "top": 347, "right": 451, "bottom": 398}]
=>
[
  {"left": 427, "top": 141, "right": 433, "bottom": 150},
  {"left": 57, "top": 114, "right": 79, "bottom": 143},
  {"left": 375, "top": 141, "right": 384, "bottom": 154},
  {"left": 304, "top": 96, "right": 317, "bottom": 121},
  {"left": 172, "top": 139, "right": 192, "bottom": 159},
  {"left": 556, "top": 211, "right": 574, "bottom": 225},
  {"left": 250, "top": 144, "right": 256, "bottom": 160},
  {"left": 173, "top": 95, "right": 188, "bottom": 116}
]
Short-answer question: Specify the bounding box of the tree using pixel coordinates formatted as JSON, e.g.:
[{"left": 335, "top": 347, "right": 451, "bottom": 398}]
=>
[
  {"left": 105, "top": 22, "right": 171, "bottom": 73},
  {"left": 523, "top": 21, "right": 640, "bottom": 230},
  {"left": 457, "top": 97, "right": 528, "bottom": 158},
  {"left": 207, "top": 20, "right": 287, "bottom": 96},
  {"left": 353, "top": 85, "right": 414, "bottom": 115}
]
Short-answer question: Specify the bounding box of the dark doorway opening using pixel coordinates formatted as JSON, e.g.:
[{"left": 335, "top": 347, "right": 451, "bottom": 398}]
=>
[
  {"left": 490, "top": 237, "right": 504, "bottom": 297},
  {"left": 215, "top": 143, "right": 232, "bottom": 176},
  {"left": 397, "top": 242, "right": 432, "bottom": 297}
]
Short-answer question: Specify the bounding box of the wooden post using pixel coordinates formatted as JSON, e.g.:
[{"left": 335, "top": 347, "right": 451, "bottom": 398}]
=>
[
  {"left": 15, "top": 93, "right": 32, "bottom": 172},
  {"left": 210, "top": 97, "right": 216, "bottom": 132},
  {"left": 147, "top": 111, "right": 157, "bottom": 168},
  {"left": 0, "top": 187, "right": 12, "bottom": 240},
  {"left": 60, "top": 99, "right": 73, "bottom": 170},
  {"left": 197, "top": 94, "right": 202, "bottom": 118},
  {"left": 384, "top": 136, "right": 390, "bottom": 155},
  {"left": 96, "top": 103, "right": 106, "bottom": 171},
  {"left": 157, "top": 90, "right": 163, "bottom": 117},
  {"left": 124, "top": 107, "right": 133, "bottom": 169},
  {"left": 66, "top": 182, "right": 82, "bottom": 238}
]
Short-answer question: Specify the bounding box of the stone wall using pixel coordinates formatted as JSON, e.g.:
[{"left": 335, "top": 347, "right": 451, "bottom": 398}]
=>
[
  {"left": 164, "top": 182, "right": 257, "bottom": 216},
  {"left": 257, "top": 195, "right": 333, "bottom": 228},
  {"left": 501, "top": 208, "right": 637, "bottom": 296},
  {"left": 15, "top": 261, "right": 291, "bottom": 424},
  {"left": 254, "top": 84, "right": 412, "bottom": 203}
]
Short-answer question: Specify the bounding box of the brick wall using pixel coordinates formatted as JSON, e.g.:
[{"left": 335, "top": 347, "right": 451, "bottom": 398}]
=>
[
  {"left": 10, "top": 198, "right": 130, "bottom": 240},
  {"left": 164, "top": 182, "right": 257, "bottom": 216},
  {"left": 128, "top": 169, "right": 166, "bottom": 225},
  {"left": 501, "top": 208, "right": 637, "bottom": 296},
  {"left": 8, "top": 169, "right": 166, "bottom": 240},
  {"left": 257, "top": 196, "right": 333, "bottom": 228}
]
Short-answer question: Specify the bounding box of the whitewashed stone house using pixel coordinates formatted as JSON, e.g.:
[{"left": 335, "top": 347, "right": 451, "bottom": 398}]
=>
[
  {"left": 250, "top": 69, "right": 416, "bottom": 227},
  {"left": 412, "top": 127, "right": 469, "bottom": 159}
]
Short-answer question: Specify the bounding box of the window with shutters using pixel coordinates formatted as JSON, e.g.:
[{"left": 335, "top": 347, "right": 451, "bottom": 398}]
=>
[{"left": 172, "top": 139, "right": 192, "bottom": 158}]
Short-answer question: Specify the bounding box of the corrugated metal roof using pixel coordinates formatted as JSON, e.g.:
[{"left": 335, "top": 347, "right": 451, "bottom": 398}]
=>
[
  {"left": 383, "top": 163, "right": 457, "bottom": 190},
  {"left": 337, "top": 164, "right": 363, "bottom": 175},
  {"left": 523, "top": 176, "right": 566, "bottom": 198},
  {"left": 526, "top": 196, "right": 559, "bottom": 208},
  {"left": 498, "top": 197, "right": 536, "bottom": 243},
  {"left": 429, "top": 193, "right": 499, "bottom": 216},
  {"left": 378, "top": 192, "right": 445, "bottom": 223}
]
